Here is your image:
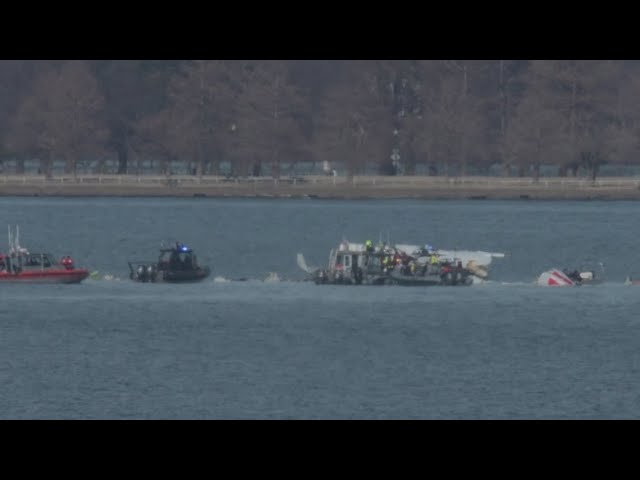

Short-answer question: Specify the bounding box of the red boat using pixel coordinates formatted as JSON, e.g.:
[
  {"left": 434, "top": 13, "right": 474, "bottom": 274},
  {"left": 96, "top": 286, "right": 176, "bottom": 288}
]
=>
[{"left": 0, "top": 226, "right": 89, "bottom": 284}]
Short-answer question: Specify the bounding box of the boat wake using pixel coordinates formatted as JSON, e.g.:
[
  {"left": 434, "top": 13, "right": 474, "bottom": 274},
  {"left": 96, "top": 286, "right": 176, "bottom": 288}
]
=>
[
  {"left": 211, "top": 273, "right": 289, "bottom": 283},
  {"left": 213, "top": 276, "right": 232, "bottom": 283},
  {"left": 264, "top": 272, "right": 281, "bottom": 282},
  {"left": 87, "top": 272, "right": 123, "bottom": 281}
]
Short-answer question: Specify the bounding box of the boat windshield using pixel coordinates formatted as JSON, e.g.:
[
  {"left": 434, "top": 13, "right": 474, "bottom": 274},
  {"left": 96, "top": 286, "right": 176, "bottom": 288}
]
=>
[
  {"left": 23, "top": 253, "right": 56, "bottom": 267},
  {"left": 160, "top": 249, "right": 196, "bottom": 269}
]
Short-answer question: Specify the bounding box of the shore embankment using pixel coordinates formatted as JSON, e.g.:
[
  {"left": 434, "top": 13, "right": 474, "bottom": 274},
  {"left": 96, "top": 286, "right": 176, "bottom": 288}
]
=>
[{"left": 2, "top": 174, "right": 640, "bottom": 200}]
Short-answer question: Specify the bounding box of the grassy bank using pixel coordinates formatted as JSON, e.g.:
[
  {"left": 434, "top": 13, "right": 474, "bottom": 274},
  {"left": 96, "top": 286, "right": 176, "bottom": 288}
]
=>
[{"left": 2, "top": 174, "right": 640, "bottom": 200}]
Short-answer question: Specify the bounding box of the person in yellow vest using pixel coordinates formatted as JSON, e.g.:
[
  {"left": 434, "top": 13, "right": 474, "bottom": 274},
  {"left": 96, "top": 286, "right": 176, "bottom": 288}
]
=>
[
  {"left": 365, "top": 240, "right": 374, "bottom": 253},
  {"left": 428, "top": 253, "right": 440, "bottom": 274}
]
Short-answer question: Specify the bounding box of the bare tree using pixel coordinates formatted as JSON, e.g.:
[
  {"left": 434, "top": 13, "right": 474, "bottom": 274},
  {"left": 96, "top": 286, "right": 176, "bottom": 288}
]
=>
[
  {"left": 91, "top": 60, "right": 180, "bottom": 174},
  {"left": 490, "top": 60, "right": 528, "bottom": 176},
  {"left": 154, "top": 60, "right": 237, "bottom": 177},
  {"left": 132, "top": 109, "right": 179, "bottom": 175},
  {"left": 421, "top": 64, "right": 488, "bottom": 176},
  {"left": 232, "top": 60, "right": 310, "bottom": 179},
  {"left": 312, "top": 61, "right": 390, "bottom": 181},
  {"left": 509, "top": 93, "right": 567, "bottom": 181},
  {"left": 6, "top": 61, "right": 107, "bottom": 176},
  {"left": 605, "top": 63, "right": 640, "bottom": 171},
  {"left": 526, "top": 60, "right": 623, "bottom": 178},
  {"left": 1, "top": 61, "right": 62, "bottom": 173},
  {"left": 4, "top": 59, "right": 640, "bottom": 180}
]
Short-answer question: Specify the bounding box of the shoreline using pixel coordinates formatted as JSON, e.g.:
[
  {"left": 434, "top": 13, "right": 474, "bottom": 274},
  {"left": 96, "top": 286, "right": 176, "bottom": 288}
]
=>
[{"left": 2, "top": 175, "right": 640, "bottom": 200}]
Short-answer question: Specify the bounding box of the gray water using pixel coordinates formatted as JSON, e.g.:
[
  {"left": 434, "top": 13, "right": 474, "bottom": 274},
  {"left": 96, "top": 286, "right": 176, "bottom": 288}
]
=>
[{"left": 2, "top": 197, "right": 640, "bottom": 419}]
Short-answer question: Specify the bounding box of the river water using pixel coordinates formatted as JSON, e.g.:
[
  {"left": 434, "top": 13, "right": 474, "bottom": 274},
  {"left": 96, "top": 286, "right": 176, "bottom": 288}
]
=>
[{"left": 1, "top": 197, "right": 639, "bottom": 419}]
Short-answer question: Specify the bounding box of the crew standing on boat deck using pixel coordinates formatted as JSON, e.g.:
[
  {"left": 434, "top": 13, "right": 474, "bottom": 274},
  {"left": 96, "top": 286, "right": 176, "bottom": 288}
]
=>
[
  {"left": 62, "top": 256, "right": 74, "bottom": 270},
  {"left": 365, "top": 240, "right": 374, "bottom": 253},
  {"left": 393, "top": 251, "right": 402, "bottom": 267},
  {"left": 427, "top": 247, "right": 439, "bottom": 274}
]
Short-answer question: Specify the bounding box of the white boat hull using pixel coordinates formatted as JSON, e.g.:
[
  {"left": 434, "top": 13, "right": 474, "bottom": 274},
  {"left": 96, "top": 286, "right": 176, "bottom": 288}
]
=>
[{"left": 537, "top": 269, "right": 575, "bottom": 286}]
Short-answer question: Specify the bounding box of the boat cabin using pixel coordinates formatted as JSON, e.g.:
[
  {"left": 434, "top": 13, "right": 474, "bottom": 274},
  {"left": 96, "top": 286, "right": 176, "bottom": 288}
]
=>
[
  {"left": 332, "top": 250, "right": 384, "bottom": 273},
  {"left": 22, "top": 252, "right": 57, "bottom": 268},
  {"left": 128, "top": 242, "right": 211, "bottom": 283},
  {"left": 158, "top": 244, "right": 199, "bottom": 272},
  {"left": 0, "top": 251, "right": 58, "bottom": 272},
  {"left": 330, "top": 242, "right": 368, "bottom": 274}
]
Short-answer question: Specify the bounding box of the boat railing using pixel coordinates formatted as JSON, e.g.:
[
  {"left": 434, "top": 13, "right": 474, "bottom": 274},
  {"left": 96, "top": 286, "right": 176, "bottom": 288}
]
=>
[{"left": 2, "top": 174, "right": 640, "bottom": 190}]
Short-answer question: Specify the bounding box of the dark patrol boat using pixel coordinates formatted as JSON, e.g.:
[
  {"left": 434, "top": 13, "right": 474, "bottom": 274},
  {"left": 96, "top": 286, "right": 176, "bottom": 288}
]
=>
[{"left": 129, "top": 242, "right": 211, "bottom": 283}]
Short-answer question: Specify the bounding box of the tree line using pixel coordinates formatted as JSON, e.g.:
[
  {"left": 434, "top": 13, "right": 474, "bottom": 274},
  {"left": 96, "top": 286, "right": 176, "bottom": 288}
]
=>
[{"left": 1, "top": 60, "right": 639, "bottom": 181}]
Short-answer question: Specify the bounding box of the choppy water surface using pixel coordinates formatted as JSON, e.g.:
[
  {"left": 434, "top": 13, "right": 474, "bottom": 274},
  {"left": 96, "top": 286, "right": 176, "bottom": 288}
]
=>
[{"left": 2, "top": 197, "right": 640, "bottom": 419}]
